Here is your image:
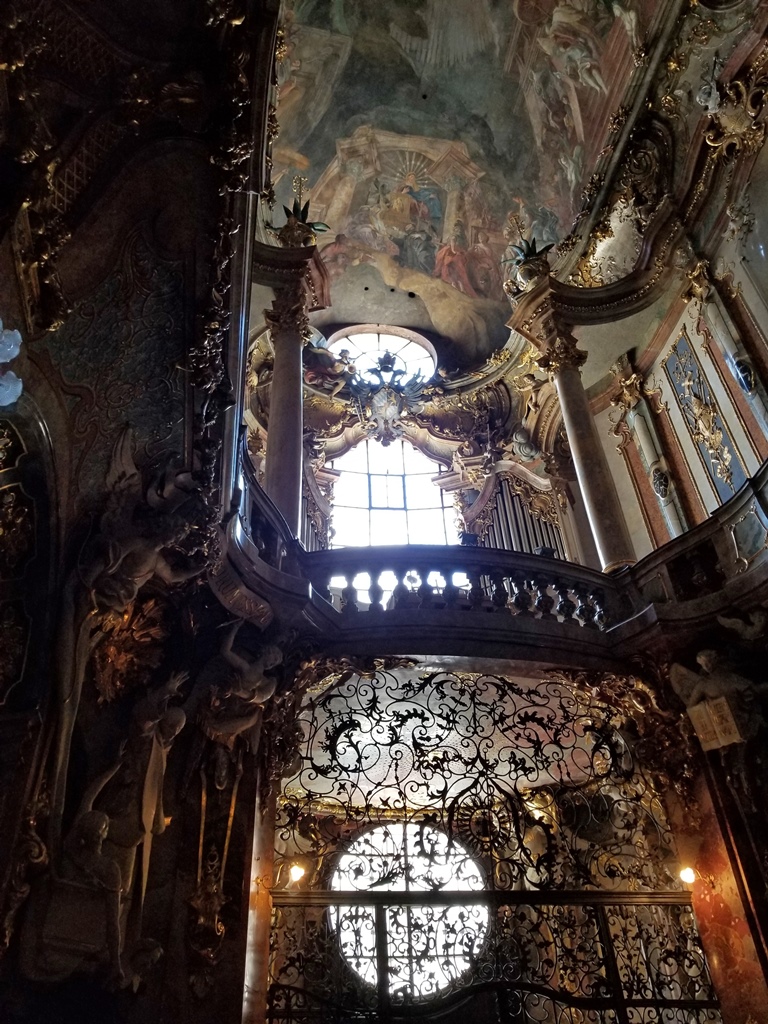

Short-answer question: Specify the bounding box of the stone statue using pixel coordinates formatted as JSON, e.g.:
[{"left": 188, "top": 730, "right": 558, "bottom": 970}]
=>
[
  {"left": 50, "top": 430, "right": 207, "bottom": 856},
  {"left": 671, "top": 648, "right": 768, "bottom": 811},
  {"left": 717, "top": 608, "right": 767, "bottom": 641},
  {"left": 669, "top": 649, "right": 768, "bottom": 710},
  {"left": 185, "top": 620, "right": 283, "bottom": 790},
  {"left": 99, "top": 670, "right": 189, "bottom": 939},
  {"left": 20, "top": 759, "right": 125, "bottom": 984}
]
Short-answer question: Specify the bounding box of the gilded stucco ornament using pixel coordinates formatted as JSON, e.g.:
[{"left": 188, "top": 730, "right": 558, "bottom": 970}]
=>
[
  {"left": 267, "top": 179, "right": 329, "bottom": 248},
  {"left": 535, "top": 333, "right": 587, "bottom": 377},
  {"left": 560, "top": 669, "right": 698, "bottom": 800},
  {"left": 608, "top": 105, "right": 630, "bottom": 134},
  {"left": 704, "top": 59, "right": 768, "bottom": 161},
  {"left": 683, "top": 258, "right": 712, "bottom": 305},
  {"left": 610, "top": 372, "right": 644, "bottom": 416},
  {"left": 264, "top": 278, "right": 311, "bottom": 344},
  {"left": 499, "top": 472, "right": 560, "bottom": 526}
]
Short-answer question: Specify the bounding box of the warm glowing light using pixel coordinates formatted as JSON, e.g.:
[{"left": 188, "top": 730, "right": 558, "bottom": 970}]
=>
[
  {"left": 289, "top": 863, "right": 306, "bottom": 884},
  {"left": 679, "top": 866, "right": 696, "bottom": 884}
]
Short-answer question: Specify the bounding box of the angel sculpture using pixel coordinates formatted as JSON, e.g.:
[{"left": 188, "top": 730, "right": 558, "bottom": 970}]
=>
[
  {"left": 99, "top": 670, "right": 189, "bottom": 941},
  {"left": 50, "top": 430, "right": 208, "bottom": 857},
  {"left": 669, "top": 648, "right": 768, "bottom": 711},
  {"left": 184, "top": 620, "right": 283, "bottom": 790}
]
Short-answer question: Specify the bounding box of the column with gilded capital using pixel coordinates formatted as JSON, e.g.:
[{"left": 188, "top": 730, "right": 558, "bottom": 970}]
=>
[
  {"left": 263, "top": 279, "right": 308, "bottom": 535},
  {"left": 540, "top": 332, "right": 636, "bottom": 572}
]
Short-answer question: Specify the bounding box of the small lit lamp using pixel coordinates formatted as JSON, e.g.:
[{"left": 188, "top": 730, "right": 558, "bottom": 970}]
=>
[
  {"left": 679, "top": 866, "right": 696, "bottom": 885},
  {"left": 287, "top": 861, "right": 307, "bottom": 889}
]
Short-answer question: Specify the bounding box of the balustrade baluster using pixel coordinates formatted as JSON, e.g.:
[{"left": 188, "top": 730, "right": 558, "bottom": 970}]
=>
[
  {"left": 340, "top": 575, "right": 359, "bottom": 615},
  {"left": 468, "top": 573, "right": 484, "bottom": 610},
  {"left": 392, "top": 569, "right": 410, "bottom": 609},
  {"left": 443, "top": 571, "right": 459, "bottom": 608},
  {"left": 510, "top": 571, "right": 533, "bottom": 615},
  {"left": 490, "top": 570, "right": 509, "bottom": 611},
  {"left": 533, "top": 574, "right": 555, "bottom": 618},
  {"left": 417, "top": 568, "right": 433, "bottom": 609},
  {"left": 555, "top": 580, "right": 576, "bottom": 621},
  {"left": 368, "top": 567, "right": 384, "bottom": 614},
  {"left": 573, "top": 582, "right": 595, "bottom": 628},
  {"left": 590, "top": 587, "right": 608, "bottom": 630}
]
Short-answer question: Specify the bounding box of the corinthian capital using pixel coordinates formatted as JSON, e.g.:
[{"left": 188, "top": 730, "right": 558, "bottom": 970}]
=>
[
  {"left": 264, "top": 280, "right": 310, "bottom": 342},
  {"left": 536, "top": 333, "right": 587, "bottom": 376}
]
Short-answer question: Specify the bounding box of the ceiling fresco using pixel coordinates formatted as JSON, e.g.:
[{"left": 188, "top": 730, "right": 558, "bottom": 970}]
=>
[{"left": 274, "top": 0, "right": 662, "bottom": 366}]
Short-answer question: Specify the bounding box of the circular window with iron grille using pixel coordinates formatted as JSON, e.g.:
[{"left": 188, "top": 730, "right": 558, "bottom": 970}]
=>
[{"left": 329, "top": 822, "right": 488, "bottom": 1001}]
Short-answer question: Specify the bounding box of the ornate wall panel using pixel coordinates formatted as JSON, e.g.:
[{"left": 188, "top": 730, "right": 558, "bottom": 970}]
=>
[{"left": 664, "top": 329, "right": 747, "bottom": 503}]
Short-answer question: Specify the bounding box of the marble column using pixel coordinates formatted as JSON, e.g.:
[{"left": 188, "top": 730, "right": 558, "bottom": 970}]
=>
[
  {"left": 263, "top": 280, "right": 307, "bottom": 536},
  {"left": 545, "top": 334, "right": 636, "bottom": 572},
  {"left": 628, "top": 405, "right": 686, "bottom": 538},
  {"left": 241, "top": 779, "right": 277, "bottom": 1024}
]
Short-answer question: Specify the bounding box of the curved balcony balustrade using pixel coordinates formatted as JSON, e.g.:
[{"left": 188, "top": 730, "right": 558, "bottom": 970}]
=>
[{"left": 217, "top": 451, "right": 768, "bottom": 665}]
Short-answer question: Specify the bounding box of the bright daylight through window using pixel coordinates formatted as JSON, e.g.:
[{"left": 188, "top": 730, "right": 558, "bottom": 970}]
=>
[
  {"left": 325, "top": 329, "right": 458, "bottom": 548},
  {"left": 330, "top": 823, "right": 488, "bottom": 1000},
  {"left": 329, "top": 438, "right": 457, "bottom": 548}
]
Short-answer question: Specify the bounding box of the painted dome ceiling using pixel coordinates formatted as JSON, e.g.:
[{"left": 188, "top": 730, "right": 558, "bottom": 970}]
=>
[{"left": 272, "top": 0, "right": 660, "bottom": 369}]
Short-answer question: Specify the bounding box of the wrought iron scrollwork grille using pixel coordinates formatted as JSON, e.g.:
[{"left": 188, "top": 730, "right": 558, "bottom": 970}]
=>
[{"left": 269, "top": 670, "right": 720, "bottom": 1024}]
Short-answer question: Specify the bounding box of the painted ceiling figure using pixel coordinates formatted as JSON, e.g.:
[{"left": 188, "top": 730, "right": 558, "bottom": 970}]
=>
[
  {"left": 388, "top": 0, "right": 497, "bottom": 70},
  {"left": 434, "top": 236, "right": 479, "bottom": 297},
  {"left": 466, "top": 231, "right": 505, "bottom": 301},
  {"left": 397, "top": 224, "right": 437, "bottom": 275},
  {"left": 398, "top": 172, "right": 443, "bottom": 229},
  {"left": 344, "top": 205, "right": 399, "bottom": 255}
]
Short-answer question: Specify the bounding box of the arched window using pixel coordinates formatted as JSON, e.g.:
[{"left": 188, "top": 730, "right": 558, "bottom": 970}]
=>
[
  {"left": 328, "top": 438, "right": 457, "bottom": 548},
  {"left": 322, "top": 326, "right": 457, "bottom": 549}
]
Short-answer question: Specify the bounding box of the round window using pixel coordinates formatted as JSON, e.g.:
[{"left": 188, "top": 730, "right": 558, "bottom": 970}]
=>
[
  {"left": 330, "top": 822, "right": 488, "bottom": 1000},
  {"left": 327, "top": 328, "right": 436, "bottom": 383}
]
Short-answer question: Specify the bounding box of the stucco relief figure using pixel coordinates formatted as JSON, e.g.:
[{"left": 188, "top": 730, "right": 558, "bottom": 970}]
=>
[
  {"left": 670, "top": 649, "right": 768, "bottom": 710},
  {"left": 303, "top": 343, "right": 356, "bottom": 398},
  {"left": 671, "top": 649, "right": 768, "bottom": 811},
  {"left": 186, "top": 620, "right": 283, "bottom": 790},
  {"left": 50, "top": 430, "right": 207, "bottom": 856},
  {"left": 99, "top": 671, "right": 189, "bottom": 940},
  {"left": 21, "top": 760, "right": 125, "bottom": 984}
]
